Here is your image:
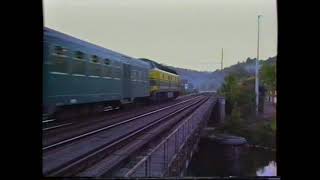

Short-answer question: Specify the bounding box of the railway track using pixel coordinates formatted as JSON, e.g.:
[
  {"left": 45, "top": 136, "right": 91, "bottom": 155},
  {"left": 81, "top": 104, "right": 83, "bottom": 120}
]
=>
[
  {"left": 43, "top": 95, "right": 200, "bottom": 151},
  {"left": 42, "top": 105, "right": 120, "bottom": 131},
  {"left": 43, "top": 95, "right": 208, "bottom": 177},
  {"left": 42, "top": 94, "right": 198, "bottom": 132},
  {"left": 42, "top": 94, "right": 200, "bottom": 147}
]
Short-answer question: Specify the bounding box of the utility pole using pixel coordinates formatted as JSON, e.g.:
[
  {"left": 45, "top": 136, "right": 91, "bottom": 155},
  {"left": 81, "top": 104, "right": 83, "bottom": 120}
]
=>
[
  {"left": 256, "top": 15, "right": 262, "bottom": 116},
  {"left": 221, "top": 48, "right": 224, "bottom": 70}
]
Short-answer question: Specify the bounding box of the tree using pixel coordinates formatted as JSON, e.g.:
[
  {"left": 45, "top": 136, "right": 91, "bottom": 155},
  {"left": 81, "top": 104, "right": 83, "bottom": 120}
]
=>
[
  {"left": 260, "top": 63, "right": 276, "bottom": 103},
  {"left": 219, "top": 75, "right": 240, "bottom": 106},
  {"left": 219, "top": 75, "right": 256, "bottom": 117},
  {"left": 236, "top": 78, "right": 255, "bottom": 116}
]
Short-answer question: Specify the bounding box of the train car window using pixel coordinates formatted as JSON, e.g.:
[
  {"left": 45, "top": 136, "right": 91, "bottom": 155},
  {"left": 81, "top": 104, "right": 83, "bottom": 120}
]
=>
[
  {"left": 134, "top": 71, "right": 138, "bottom": 81},
  {"left": 114, "top": 68, "right": 121, "bottom": 79},
  {"left": 143, "top": 72, "right": 146, "bottom": 81},
  {"left": 111, "top": 68, "right": 116, "bottom": 78},
  {"left": 91, "top": 55, "right": 100, "bottom": 63},
  {"left": 141, "top": 71, "right": 144, "bottom": 81},
  {"left": 71, "top": 51, "right": 86, "bottom": 75},
  {"left": 137, "top": 71, "right": 139, "bottom": 80},
  {"left": 88, "top": 63, "right": 101, "bottom": 77},
  {"left": 103, "top": 66, "right": 112, "bottom": 78},
  {"left": 119, "top": 68, "right": 122, "bottom": 78},
  {"left": 75, "top": 51, "right": 85, "bottom": 60},
  {"left": 54, "top": 46, "right": 66, "bottom": 56},
  {"left": 104, "top": 58, "right": 111, "bottom": 65},
  {"left": 72, "top": 60, "right": 86, "bottom": 75},
  {"left": 135, "top": 71, "right": 138, "bottom": 81},
  {"left": 140, "top": 71, "right": 143, "bottom": 81},
  {"left": 131, "top": 70, "right": 135, "bottom": 81},
  {"left": 137, "top": 71, "right": 140, "bottom": 81},
  {"left": 85, "top": 55, "right": 100, "bottom": 77},
  {"left": 51, "top": 46, "right": 68, "bottom": 73}
]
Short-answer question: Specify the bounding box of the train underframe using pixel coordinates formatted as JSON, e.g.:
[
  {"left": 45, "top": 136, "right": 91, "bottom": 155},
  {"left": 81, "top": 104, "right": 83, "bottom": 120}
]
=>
[
  {"left": 150, "top": 91, "right": 179, "bottom": 102},
  {"left": 43, "top": 100, "right": 122, "bottom": 121},
  {"left": 43, "top": 91, "right": 180, "bottom": 121}
]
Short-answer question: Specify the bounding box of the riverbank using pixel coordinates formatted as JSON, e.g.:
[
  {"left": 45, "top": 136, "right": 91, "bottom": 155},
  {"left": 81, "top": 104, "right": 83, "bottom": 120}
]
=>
[
  {"left": 214, "top": 113, "right": 276, "bottom": 149},
  {"left": 186, "top": 99, "right": 277, "bottom": 177},
  {"left": 213, "top": 99, "right": 276, "bottom": 149}
]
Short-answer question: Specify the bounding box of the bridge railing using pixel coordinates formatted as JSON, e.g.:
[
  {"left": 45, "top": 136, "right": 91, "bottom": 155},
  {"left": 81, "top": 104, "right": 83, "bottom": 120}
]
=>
[{"left": 124, "top": 109, "right": 201, "bottom": 177}]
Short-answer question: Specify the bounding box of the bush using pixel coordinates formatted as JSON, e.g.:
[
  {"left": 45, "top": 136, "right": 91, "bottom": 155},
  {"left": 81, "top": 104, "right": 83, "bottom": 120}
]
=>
[
  {"left": 217, "top": 116, "right": 276, "bottom": 148},
  {"left": 219, "top": 75, "right": 255, "bottom": 118},
  {"left": 245, "top": 122, "right": 276, "bottom": 148},
  {"left": 270, "top": 117, "right": 276, "bottom": 131},
  {"left": 218, "top": 107, "right": 246, "bottom": 134},
  {"left": 217, "top": 74, "right": 276, "bottom": 148}
]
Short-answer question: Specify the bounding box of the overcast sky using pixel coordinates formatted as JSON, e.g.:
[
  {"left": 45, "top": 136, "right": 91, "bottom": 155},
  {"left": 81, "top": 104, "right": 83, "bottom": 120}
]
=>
[{"left": 43, "top": 0, "right": 277, "bottom": 71}]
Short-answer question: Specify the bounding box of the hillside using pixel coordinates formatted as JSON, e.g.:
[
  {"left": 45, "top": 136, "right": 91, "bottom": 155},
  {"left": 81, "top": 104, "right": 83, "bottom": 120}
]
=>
[{"left": 168, "top": 56, "right": 276, "bottom": 91}]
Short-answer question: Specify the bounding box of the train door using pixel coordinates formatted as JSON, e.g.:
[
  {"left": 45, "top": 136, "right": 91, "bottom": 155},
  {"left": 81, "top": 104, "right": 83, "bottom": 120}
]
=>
[{"left": 122, "top": 63, "right": 131, "bottom": 100}]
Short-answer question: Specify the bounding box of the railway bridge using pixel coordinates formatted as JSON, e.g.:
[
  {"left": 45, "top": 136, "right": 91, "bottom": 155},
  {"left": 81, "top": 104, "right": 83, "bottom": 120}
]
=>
[{"left": 42, "top": 93, "right": 225, "bottom": 177}]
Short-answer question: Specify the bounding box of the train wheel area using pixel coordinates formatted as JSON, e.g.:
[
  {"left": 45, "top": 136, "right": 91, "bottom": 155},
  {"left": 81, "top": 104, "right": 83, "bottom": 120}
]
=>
[{"left": 50, "top": 101, "right": 121, "bottom": 122}]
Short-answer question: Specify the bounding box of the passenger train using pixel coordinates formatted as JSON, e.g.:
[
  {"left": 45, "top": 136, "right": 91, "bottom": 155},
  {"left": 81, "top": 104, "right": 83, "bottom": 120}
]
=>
[{"left": 43, "top": 27, "right": 182, "bottom": 119}]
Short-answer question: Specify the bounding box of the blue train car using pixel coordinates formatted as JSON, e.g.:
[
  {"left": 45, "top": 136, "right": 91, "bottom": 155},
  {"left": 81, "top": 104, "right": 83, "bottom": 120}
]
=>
[{"left": 43, "top": 27, "right": 150, "bottom": 117}]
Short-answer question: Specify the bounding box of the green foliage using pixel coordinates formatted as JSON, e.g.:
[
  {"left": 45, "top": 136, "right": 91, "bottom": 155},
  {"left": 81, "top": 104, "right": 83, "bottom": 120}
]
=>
[
  {"left": 229, "top": 67, "right": 250, "bottom": 79},
  {"left": 237, "top": 80, "right": 255, "bottom": 116},
  {"left": 217, "top": 120, "right": 276, "bottom": 148},
  {"left": 217, "top": 73, "right": 275, "bottom": 148},
  {"left": 252, "top": 122, "right": 276, "bottom": 148},
  {"left": 231, "top": 105, "right": 241, "bottom": 121},
  {"left": 219, "top": 106, "right": 247, "bottom": 135},
  {"left": 219, "top": 75, "right": 255, "bottom": 117},
  {"left": 214, "top": 58, "right": 277, "bottom": 149},
  {"left": 260, "top": 63, "right": 276, "bottom": 93},
  {"left": 270, "top": 117, "right": 276, "bottom": 131},
  {"left": 219, "top": 75, "right": 240, "bottom": 106}
]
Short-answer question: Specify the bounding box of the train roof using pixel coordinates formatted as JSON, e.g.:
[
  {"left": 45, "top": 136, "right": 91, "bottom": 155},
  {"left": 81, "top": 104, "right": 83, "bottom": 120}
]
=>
[
  {"left": 44, "top": 27, "right": 150, "bottom": 68},
  {"left": 138, "top": 58, "right": 178, "bottom": 75}
]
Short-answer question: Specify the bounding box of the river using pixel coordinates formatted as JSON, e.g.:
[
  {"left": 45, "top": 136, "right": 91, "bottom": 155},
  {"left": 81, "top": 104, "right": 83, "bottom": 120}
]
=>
[{"left": 186, "top": 138, "right": 277, "bottom": 177}]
